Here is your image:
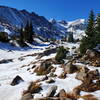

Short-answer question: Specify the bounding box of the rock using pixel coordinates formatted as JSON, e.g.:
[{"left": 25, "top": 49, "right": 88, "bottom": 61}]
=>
[
  {"left": 34, "top": 59, "right": 54, "bottom": 75},
  {"left": 41, "top": 75, "right": 48, "bottom": 81},
  {"left": 46, "top": 86, "right": 57, "bottom": 97},
  {"left": 0, "top": 59, "right": 13, "bottom": 64},
  {"left": 59, "top": 89, "right": 67, "bottom": 97},
  {"left": 72, "top": 46, "right": 76, "bottom": 49},
  {"left": 49, "top": 72, "right": 57, "bottom": 77},
  {"left": 81, "top": 94, "right": 97, "bottom": 100},
  {"left": 46, "top": 78, "right": 55, "bottom": 84},
  {"left": 27, "top": 82, "right": 42, "bottom": 94},
  {"left": 73, "top": 88, "right": 80, "bottom": 97},
  {"left": 76, "top": 71, "right": 87, "bottom": 81},
  {"left": 80, "top": 67, "right": 89, "bottom": 73},
  {"left": 21, "top": 93, "right": 33, "bottom": 100},
  {"left": 86, "top": 49, "right": 96, "bottom": 58},
  {"left": 87, "top": 70, "right": 99, "bottom": 80},
  {"left": 37, "top": 48, "right": 57, "bottom": 59},
  {"left": 58, "top": 72, "right": 66, "bottom": 79},
  {"left": 76, "top": 80, "right": 100, "bottom": 92},
  {"left": 64, "top": 62, "right": 78, "bottom": 74},
  {"left": 11, "top": 75, "right": 24, "bottom": 86}
]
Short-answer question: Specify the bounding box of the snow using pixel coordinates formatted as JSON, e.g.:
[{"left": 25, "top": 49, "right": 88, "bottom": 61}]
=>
[
  {"left": 0, "top": 41, "right": 99, "bottom": 100},
  {"left": 0, "top": 42, "right": 50, "bottom": 100},
  {"left": 68, "top": 19, "right": 85, "bottom": 26},
  {"left": 0, "top": 82, "right": 29, "bottom": 100}
]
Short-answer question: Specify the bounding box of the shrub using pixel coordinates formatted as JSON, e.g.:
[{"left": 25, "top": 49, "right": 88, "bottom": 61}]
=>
[{"left": 55, "top": 46, "right": 67, "bottom": 63}]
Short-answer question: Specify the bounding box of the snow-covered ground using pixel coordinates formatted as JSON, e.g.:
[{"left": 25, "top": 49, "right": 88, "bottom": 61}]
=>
[{"left": 0, "top": 42, "right": 100, "bottom": 100}]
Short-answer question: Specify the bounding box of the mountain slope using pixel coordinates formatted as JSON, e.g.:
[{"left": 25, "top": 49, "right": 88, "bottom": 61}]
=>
[
  {"left": 0, "top": 6, "right": 62, "bottom": 39},
  {"left": 50, "top": 19, "right": 86, "bottom": 39},
  {"left": 0, "top": 6, "right": 86, "bottom": 39}
]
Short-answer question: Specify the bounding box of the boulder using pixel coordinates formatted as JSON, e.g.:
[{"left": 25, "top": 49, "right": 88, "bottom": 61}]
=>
[
  {"left": 27, "top": 82, "right": 42, "bottom": 94},
  {"left": 76, "top": 71, "right": 87, "bottom": 81},
  {"left": 46, "top": 78, "right": 55, "bottom": 84},
  {"left": 21, "top": 93, "right": 33, "bottom": 100},
  {"left": 58, "top": 72, "right": 66, "bottom": 79},
  {"left": 46, "top": 86, "right": 57, "bottom": 97},
  {"left": 11, "top": 75, "right": 24, "bottom": 86},
  {"left": 80, "top": 67, "right": 89, "bottom": 73},
  {"left": 0, "top": 59, "right": 13, "bottom": 64},
  {"left": 73, "top": 88, "right": 80, "bottom": 97},
  {"left": 86, "top": 49, "right": 96, "bottom": 58},
  {"left": 34, "top": 59, "right": 54, "bottom": 75},
  {"left": 64, "top": 62, "right": 78, "bottom": 74},
  {"left": 59, "top": 89, "right": 67, "bottom": 97},
  {"left": 37, "top": 48, "right": 57, "bottom": 59}
]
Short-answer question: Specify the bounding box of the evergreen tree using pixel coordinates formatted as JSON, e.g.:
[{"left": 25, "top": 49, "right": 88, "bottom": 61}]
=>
[
  {"left": 19, "top": 26, "right": 24, "bottom": 43},
  {"left": 28, "top": 22, "right": 34, "bottom": 43},
  {"left": 85, "top": 10, "right": 95, "bottom": 37},
  {"left": 24, "top": 21, "right": 33, "bottom": 43},
  {"left": 80, "top": 10, "right": 96, "bottom": 54},
  {"left": 68, "top": 32, "right": 74, "bottom": 42},
  {"left": 95, "top": 14, "right": 100, "bottom": 44}
]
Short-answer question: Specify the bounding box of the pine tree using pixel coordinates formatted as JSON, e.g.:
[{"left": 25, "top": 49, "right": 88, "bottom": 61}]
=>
[
  {"left": 80, "top": 10, "right": 96, "bottom": 54},
  {"left": 85, "top": 10, "right": 95, "bottom": 37},
  {"left": 95, "top": 13, "right": 100, "bottom": 44},
  {"left": 24, "top": 21, "right": 33, "bottom": 43},
  {"left": 19, "top": 27, "right": 24, "bottom": 43},
  {"left": 28, "top": 22, "right": 34, "bottom": 43},
  {"left": 68, "top": 32, "right": 74, "bottom": 42}
]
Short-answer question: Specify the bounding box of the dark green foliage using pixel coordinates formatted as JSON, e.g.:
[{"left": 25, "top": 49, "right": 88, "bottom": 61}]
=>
[
  {"left": 80, "top": 10, "right": 96, "bottom": 55},
  {"left": 80, "top": 36, "right": 96, "bottom": 54},
  {"left": 55, "top": 46, "right": 67, "bottom": 63},
  {"left": 23, "top": 21, "right": 34, "bottom": 43},
  {"left": 85, "top": 10, "right": 95, "bottom": 37},
  {"left": 68, "top": 32, "right": 74, "bottom": 42},
  {"left": 0, "top": 32, "right": 9, "bottom": 42},
  {"left": 19, "top": 21, "right": 34, "bottom": 46},
  {"left": 95, "top": 14, "right": 100, "bottom": 44}
]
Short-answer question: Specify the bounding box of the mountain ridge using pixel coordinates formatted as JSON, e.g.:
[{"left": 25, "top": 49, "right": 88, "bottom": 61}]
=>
[{"left": 0, "top": 6, "right": 86, "bottom": 39}]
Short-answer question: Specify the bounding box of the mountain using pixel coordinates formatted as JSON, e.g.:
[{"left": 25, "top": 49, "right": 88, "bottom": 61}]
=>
[
  {"left": 0, "top": 6, "right": 86, "bottom": 39},
  {"left": 50, "top": 19, "right": 87, "bottom": 39},
  {"left": 0, "top": 6, "right": 62, "bottom": 39}
]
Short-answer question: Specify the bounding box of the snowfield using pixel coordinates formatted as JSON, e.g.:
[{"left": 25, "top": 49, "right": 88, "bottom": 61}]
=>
[{"left": 0, "top": 42, "right": 100, "bottom": 100}]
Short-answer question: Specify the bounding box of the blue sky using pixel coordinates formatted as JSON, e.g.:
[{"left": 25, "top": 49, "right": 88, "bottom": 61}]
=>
[{"left": 0, "top": 0, "right": 100, "bottom": 21}]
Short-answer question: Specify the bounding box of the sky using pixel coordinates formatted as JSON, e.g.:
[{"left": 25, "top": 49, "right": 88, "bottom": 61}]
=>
[{"left": 0, "top": 0, "right": 100, "bottom": 21}]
